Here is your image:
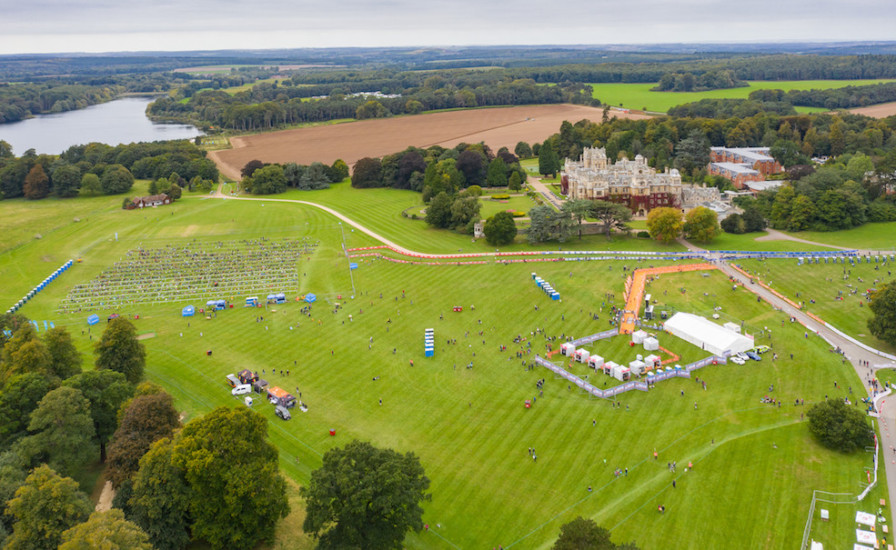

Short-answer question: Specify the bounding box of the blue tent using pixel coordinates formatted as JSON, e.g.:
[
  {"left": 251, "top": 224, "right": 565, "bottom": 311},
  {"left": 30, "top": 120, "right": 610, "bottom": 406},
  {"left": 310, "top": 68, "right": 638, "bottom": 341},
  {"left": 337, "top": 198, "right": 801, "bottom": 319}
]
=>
[
  {"left": 275, "top": 293, "right": 286, "bottom": 304},
  {"left": 304, "top": 294, "right": 317, "bottom": 303},
  {"left": 349, "top": 262, "right": 358, "bottom": 270},
  {"left": 182, "top": 305, "right": 195, "bottom": 317},
  {"left": 87, "top": 314, "right": 100, "bottom": 325}
]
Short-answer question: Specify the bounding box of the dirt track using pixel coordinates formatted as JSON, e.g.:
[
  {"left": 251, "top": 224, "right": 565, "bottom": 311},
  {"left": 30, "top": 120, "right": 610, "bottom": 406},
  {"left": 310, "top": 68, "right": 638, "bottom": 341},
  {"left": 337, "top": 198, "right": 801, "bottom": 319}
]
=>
[
  {"left": 849, "top": 101, "right": 896, "bottom": 118},
  {"left": 208, "top": 104, "right": 648, "bottom": 180}
]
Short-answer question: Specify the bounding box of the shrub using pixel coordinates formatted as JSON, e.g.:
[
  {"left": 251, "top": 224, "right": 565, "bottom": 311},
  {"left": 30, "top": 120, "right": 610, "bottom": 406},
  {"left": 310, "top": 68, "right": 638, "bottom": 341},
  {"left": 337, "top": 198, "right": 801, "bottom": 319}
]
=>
[
  {"left": 490, "top": 194, "right": 510, "bottom": 200},
  {"left": 807, "top": 398, "right": 873, "bottom": 452},
  {"left": 512, "top": 211, "right": 526, "bottom": 218},
  {"left": 636, "top": 231, "right": 650, "bottom": 239}
]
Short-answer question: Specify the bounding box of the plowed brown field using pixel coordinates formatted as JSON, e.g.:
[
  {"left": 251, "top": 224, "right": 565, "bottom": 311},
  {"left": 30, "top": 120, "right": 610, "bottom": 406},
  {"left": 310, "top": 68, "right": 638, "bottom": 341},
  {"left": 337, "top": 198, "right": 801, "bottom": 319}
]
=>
[
  {"left": 208, "top": 104, "right": 648, "bottom": 180},
  {"left": 849, "top": 101, "right": 896, "bottom": 118}
]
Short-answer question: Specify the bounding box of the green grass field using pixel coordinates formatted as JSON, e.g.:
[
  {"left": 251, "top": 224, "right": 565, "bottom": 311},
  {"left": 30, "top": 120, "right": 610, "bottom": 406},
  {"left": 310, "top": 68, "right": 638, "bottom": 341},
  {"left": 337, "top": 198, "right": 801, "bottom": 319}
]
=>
[
  {"left": 589, "top": 80, "right": 896, "bottom": 114},
  {"left": 0, "top": 187, "right": 886, "bottom": 549},
  {"left": 782, "top": 222, "right": 896, "bottom": 251},
  {"left": 737, "top": 257, "right": 896, "bottom": 354},
  {"left": 700, "top": 231, "right": 836, "bottom": 252}
]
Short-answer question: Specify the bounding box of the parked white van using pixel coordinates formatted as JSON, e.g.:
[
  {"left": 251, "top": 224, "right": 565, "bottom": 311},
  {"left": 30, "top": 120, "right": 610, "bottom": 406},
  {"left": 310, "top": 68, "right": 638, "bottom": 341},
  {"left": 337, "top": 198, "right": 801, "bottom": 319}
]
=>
[{"left": 232, "top": 384, "right": 252, "bottom": 396}]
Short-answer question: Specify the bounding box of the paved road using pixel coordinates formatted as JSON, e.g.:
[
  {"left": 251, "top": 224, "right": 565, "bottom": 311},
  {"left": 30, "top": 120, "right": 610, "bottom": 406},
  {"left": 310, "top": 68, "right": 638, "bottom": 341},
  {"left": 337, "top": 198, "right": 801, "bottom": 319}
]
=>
[{"left": 527, "top": 178, "right": 565, "bottom": 210}]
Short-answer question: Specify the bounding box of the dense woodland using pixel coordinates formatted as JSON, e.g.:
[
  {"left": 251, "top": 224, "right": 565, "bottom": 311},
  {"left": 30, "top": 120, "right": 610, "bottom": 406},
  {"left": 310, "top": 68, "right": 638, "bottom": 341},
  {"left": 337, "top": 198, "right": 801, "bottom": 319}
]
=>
[{"left": 0, "top": 140, "right": 218, "bottom": 201}]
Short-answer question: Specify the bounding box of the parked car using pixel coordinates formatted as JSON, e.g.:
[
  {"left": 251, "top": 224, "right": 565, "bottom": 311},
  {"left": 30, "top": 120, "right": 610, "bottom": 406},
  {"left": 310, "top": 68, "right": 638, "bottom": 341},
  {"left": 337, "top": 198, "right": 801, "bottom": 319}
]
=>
[
  {"left": 730, "top": 356, "right": 746, "bottom": 365},
  {"left": 752, "top": 345, "right": 771, "bottom": 354},
  {"left": 745, "top": 351, "right": 761, "bottom": 361},
  {"left": 232, "top": 384, "right": 252, "bottom": 396},
  {"left": 736, "top": 352, "right": 749, "bottom": 361},
  {"left": 275, "top": 405, "right": 291, "bottom": 421},
  {"left": 226, "top": 374, "right": 240, "bottom": 388}
]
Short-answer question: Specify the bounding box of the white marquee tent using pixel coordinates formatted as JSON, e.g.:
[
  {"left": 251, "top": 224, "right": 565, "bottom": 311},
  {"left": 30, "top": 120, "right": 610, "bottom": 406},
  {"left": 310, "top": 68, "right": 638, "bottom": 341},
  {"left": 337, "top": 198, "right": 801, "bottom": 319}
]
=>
[{"left": 663, "top": 312, "right": 754, "bottom": 356}]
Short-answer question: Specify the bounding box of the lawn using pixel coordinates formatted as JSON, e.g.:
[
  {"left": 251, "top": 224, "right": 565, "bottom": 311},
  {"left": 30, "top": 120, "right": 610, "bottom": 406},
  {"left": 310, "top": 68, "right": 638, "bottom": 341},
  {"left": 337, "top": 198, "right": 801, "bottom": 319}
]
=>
[
  {"left": 737, "top": 257, "right": 896, "bottom": 354},
  {"left": 589, "top": 80, "right": 896, "bottom": 114},
  {"left": 782, "top": 222, "right": 896, "bottom": 251},
  {"left": 1, "top": 189, "right": 884, "bottom": 549},
  {"left": 700, "top": 231, "right": 836, "bottom": 252}
]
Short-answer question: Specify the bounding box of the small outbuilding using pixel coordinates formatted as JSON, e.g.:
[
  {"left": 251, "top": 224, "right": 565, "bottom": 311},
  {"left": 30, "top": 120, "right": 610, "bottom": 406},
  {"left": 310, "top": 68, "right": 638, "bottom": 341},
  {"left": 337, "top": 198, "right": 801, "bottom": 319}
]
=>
[{"left": 252, "top": 378, "right": 269, "bottom": 393}]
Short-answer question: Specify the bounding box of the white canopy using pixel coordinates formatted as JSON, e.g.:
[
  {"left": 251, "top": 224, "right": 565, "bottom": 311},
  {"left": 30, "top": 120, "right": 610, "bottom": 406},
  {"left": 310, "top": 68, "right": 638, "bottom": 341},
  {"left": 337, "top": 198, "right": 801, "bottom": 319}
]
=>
[
  {"left": 643, "top": 336, "right": 659, "bottom": 351},
  {"left": 632, "top": 330, "right": 648, "bottom": 344},
  {"left": 663, "top": 312, "right": 753, "bottom": 356},
  {"left": 855, "top": 511, "right": 875, "bottom": 527}
]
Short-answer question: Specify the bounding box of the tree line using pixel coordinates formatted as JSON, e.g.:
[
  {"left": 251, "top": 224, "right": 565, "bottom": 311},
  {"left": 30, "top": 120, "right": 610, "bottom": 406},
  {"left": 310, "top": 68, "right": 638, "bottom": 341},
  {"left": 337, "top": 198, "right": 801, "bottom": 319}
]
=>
[
  {"left": 0, "top": 139, "right": 218, "bottom": 201},
  {"left": 652, "top": 70, "right": 745, "bottom": 92}
]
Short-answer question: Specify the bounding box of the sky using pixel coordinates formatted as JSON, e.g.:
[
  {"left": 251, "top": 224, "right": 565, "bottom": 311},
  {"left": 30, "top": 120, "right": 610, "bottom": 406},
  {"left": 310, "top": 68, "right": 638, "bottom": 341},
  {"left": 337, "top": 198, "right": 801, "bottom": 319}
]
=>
[{"left": 1, "top": 0, "right": 895, "bottom": 55}]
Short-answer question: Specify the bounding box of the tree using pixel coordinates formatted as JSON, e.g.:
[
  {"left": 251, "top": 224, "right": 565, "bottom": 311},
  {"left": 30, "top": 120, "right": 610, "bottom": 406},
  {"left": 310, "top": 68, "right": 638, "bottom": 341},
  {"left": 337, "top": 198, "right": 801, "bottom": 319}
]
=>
[
  {"left": 527, "top": 205, "right": 556, "bottom": 244},
  {"left": 63, "top": 370, "right": 134, "bottom": 463},
  {"left": 674, "top": 130, "right": 710, "bottom": 176},
  {"left": 646, "top": 207, "right": 684, "bottom": 244},
  {"left": 562, "top": 199, "right": 594, "bottom": 239},
  {"left": 167, "top": 183, "right": 182, "bottom": 200},
  {"left": 147, "top": 179, "right": 159, "bottom": 195},
  {"left": 94, "top": 318, "right": 145, "bottom": 384},
  {"left": 80, "top": 173, "right": 101, "bottom": 195},
  {"left": 508, "top": 171, "right": 523, "bottom": 191},
  {"left": 27, "top": 386, "right": 96, "bottom": 477},
  {"left": 538, "top": 141, "right": 560, "bottom": 177},
  {"left": 424, "top": 192, "right": 454, "bottom": 229},
  {"left": 59, "top": 509, "right": 153, "bottom": 550},
  {"left": 741, "top": 206, "right": 767, "bottom": 233},
  {"left": 486, "top": 157, "right": 508, "bottom": 187},
  {"left": 684, "top": 206, "right": 720, "bottom": 243},
  {"left": 351, "top": 157, "right": 383, "bottom": 188},
  {"left": 869, "top": 282, "right": 896, "bottom": 347},
  {"left": 100, "top": 165, "right": 135, "bottom": 195},
  {"left": 240, "top": 159, "right": 264, "bottom": 178},
  {"left": 515, "top": 141, "right": 533, "bottom": 158},
  {"left": 0, "top": 373, "right": 56, "bottom": 446},
  {"left": 5, "top": 465, "right": 91, "bottom": 550},
  {"left": 787, "top": 195, "right": 817, "bottom": 231},
  {"left": 244, "top": 164, "right": 286, "bottom": 195},
  {"left": 44, "top": 327, "right": 82, "bottom": 380},
  {"left": 129, "top": 439, "right": 191, "bottom": 550},
  {"left": 591, "top": 200, "right": 632, "bottom": 239},
  {"left": 0, "top": 464, "right": 26, "bottom": 539},
  {"left": 770, "top": 185, "right": 795, "bottom": 229},
  {"left": 299, "top": 162, "right": 330, "bottom": 190},
  {"left": 50, "top": 163, "right": 81, "bottom": 197},
  {"left": 23, "top": 165, "right": 50, "bottom": 200},
  {"left": 456, "top": 150, "right": 485, "bottom": 187},
  {"left": 449, "top": 195, "right": 481, "bottom": 228},
  {"left": 301, "top": 440, "right": 430, "bottom": 550},
  {"left": 720, "top": 213, "right": 745, "bottom": 234},
  {"left": 355, "top": 100, "right": 390, "bottom": 119},
  {"left": 484, "top": 212, "right": 517, "bottom": 245},
  {"left": 329, "top": 159, "right": 349, "bottom": 182},
  {"left": 6, "top": 339, "right": 51, "bottom": 382},
  {"left": 107, "top": 392, "right": 180, "bottom": 487},
  {"left": 171, "top": 407, "right": 289, "bottom": 549},
  {"left": 807, "top": 398, "right": 872, "bottom": 452},
  {"left": 553, "top": 516, "right": 613, "bottom": 549}
]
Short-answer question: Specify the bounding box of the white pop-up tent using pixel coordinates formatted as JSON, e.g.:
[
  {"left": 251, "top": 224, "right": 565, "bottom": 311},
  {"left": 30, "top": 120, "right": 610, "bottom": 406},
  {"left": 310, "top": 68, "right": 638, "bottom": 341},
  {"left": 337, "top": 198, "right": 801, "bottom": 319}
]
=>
[
  {"left": 575, "top": 348, "right": 590, "bottom": 363},
  {"left": 629, "top": 360, "right": 647, "bottom": 375},
  {"left": 644, "top": 354, "right": 662, "bottom": 368},
  {"left": 560, "top": 342, "right": 576, "bottom": 356},
  {"left": 663, "top": 312, "right": 754, "bottom": 356},
  {"left": 588, "top": 354, "right": 604, "bottom": 369},
  {"left": 643, "top": 336, "right": 659, "bottom": 351},
  {"left": 632, "top": 330, "right": 648, "bottom": 344},
  {"left": 611, "top": 364, "right": 631, "bottom": 381},
  {"left": 603, "top": 361, "right": 619, "bottom": 376}
]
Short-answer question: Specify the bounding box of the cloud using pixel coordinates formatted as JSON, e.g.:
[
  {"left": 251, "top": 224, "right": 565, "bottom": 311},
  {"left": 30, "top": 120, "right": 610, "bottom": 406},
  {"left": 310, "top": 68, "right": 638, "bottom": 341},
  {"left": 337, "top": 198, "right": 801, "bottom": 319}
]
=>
[{"left": 0, "top": 0, "right": 894, "bottom": 54}]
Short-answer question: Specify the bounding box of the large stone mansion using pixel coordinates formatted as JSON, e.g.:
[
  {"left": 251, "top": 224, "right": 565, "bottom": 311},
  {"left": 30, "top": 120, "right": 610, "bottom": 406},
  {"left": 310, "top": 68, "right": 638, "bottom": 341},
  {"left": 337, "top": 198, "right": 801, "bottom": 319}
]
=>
[{"left": 560, "top": 147, "right": 683, "bottom": 216}]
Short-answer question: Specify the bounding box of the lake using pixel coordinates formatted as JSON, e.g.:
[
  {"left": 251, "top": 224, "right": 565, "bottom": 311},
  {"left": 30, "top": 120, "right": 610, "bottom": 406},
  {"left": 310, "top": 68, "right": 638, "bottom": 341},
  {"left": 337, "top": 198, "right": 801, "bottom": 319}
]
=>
[{"left": 0, "top": 97, "right": 203, "bottom": 156}]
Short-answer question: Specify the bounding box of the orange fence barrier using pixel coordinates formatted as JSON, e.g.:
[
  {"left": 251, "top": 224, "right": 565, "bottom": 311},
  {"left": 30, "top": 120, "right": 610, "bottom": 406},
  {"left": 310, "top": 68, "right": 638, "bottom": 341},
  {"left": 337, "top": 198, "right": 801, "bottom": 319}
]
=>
[{"left": 619, "top": 263, "right": 717, "bottom": 334}]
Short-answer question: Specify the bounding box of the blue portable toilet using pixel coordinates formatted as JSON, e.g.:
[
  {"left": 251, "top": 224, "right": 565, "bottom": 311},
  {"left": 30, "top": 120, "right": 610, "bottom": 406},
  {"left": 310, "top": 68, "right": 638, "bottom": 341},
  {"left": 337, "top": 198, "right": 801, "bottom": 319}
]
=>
[
  {"left": 87, "top": 314, "right": 100, "bottom": 325},
  {"left": 531, "top": 272, "right": 537, "bottom": 279},
  {"left": 349, "top": 262, "right": 358, "bottom": 270},
  {"left": 182, "top": 305, "right": 195, "bottom": 317},
  {"left": 551, "top": 292, "right": 560, "bottom": 301},
  {"left": 425, "top": 347, "right": 434, "bottom": 358},
  {"left": 305, "top": 294, "right": 317, "bottom": 304}
]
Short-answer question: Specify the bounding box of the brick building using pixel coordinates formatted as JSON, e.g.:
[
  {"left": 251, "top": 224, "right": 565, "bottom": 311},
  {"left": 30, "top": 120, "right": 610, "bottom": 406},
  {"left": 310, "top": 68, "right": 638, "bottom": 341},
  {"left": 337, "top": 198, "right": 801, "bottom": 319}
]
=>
[{"left": 708, "top": 147, "right": 783, "bottom": 189}]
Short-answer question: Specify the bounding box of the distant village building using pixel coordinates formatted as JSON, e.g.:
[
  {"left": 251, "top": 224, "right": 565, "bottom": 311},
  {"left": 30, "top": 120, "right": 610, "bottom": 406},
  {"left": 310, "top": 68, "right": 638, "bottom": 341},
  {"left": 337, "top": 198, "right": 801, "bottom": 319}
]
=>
[
  {"left": 129, "top": 194, "right": 171, "bottom": 209},
  {"left": 708, "top": 147, "right": 783, "bottom": 189},
  {"left": 561, "top": 148, "right": 682, "bottom": 216}
]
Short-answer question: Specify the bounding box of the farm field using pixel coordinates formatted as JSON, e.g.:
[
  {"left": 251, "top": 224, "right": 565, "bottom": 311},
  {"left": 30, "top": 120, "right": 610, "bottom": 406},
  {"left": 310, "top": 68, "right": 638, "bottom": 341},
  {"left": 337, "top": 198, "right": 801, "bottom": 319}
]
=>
[
  {"left": 737, "top": 257, "right": 896, "bottom": 354},
  {"left": 208, "top": 104, "right": 649, "bottom": 180},
  {"left": 588, "top": 80, "right": 896, "bottom": 114},
  {"left": 1, "top": 189, "right": 884, "bottom": 549},
  {"left": 850, "top": 101, "right": 896, "bottom": 118}
]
